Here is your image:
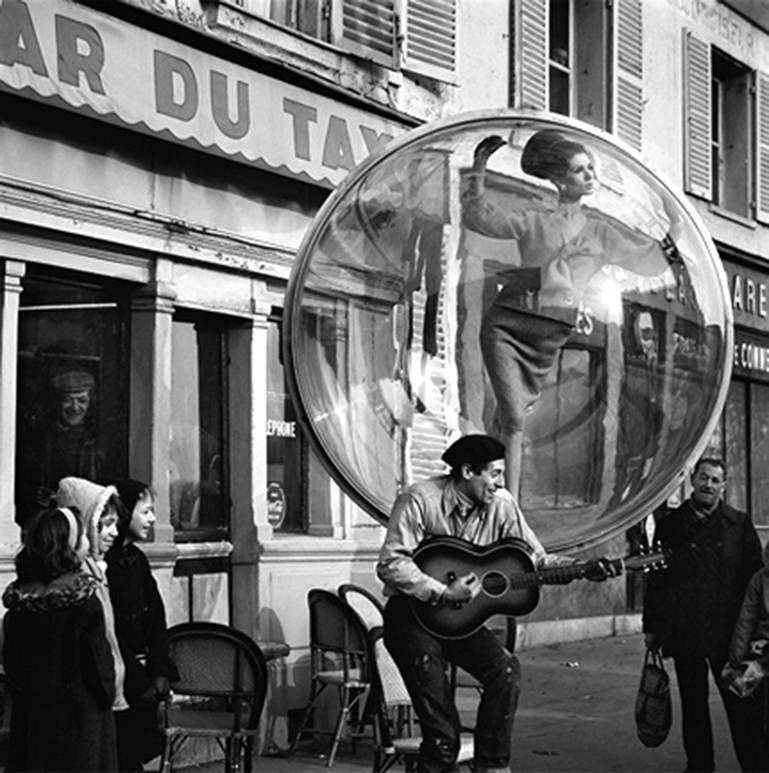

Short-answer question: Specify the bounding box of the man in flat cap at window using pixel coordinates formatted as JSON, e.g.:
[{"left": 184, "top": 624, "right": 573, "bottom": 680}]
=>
[
  {"left": 16, "top": 367, "right": 102, "bottom": 526},
  {"left": 377, "top": 434, "right": 616, "bottom": 773}
]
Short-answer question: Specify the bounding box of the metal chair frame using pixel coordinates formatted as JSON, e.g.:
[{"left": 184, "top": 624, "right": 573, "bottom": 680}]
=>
[
  {"left": 290, "top": 588, "right": 374, "bottom": 767},
  {"left": 158, "top": 621, "right": 268, "bottom": 773},
  {"left": 337, "top": 583, "right": 386, "bottom": 632}
]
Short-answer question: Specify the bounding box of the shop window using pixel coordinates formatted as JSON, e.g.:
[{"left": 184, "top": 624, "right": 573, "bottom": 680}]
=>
[
  {"left": 170, "top": 313, "right": 229, "bottom": 541},
  {"left": 233, "top": 0, "right": 456, "bottom": 82},
  {"left": 15, "top": 269, "right": 129, "bottom": 526},
  {"left": 267, "top": 315, "right": 305, "bottom": 532},
  {"left": 721, "top": 378, "right": 769, "bottom": 527},
  {"left": 517, "top": 0, "right": 642, "bottom": 146},
  {"left": 267, "top": 314, "right": 334, "bottom": 534},
  {"left": 724, "top": 379, "right": 748, "bottom": 513},
  {"left": 748, "top": 382, "right": 769, "bottom": 526}
]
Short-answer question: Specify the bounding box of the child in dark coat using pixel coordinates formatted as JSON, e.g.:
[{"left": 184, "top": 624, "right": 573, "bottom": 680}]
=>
[
  {"left": 3, "top": 507, "right": 118, "bottom": 771},
  {"left": 106, "top": 480, "right": 178, "bottom": 771}
]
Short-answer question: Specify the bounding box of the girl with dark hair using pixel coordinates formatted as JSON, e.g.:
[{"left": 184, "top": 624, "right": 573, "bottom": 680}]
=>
[
  {"left": 2, "top": 507, "right": 118, "bottom": 771},
  {"left": 462, "top": 130, "right": 680, "bottom": 495},
  {"left": 106, "top": 480, "right": 178, "bottom": 771}
]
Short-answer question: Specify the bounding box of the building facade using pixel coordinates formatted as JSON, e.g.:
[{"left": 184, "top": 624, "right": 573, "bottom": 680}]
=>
[{"left": 1, "top": 0, "right": 768, "bottom": 752}]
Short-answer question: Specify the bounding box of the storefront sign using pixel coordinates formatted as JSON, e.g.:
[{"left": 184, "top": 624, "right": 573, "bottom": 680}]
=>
[
  {"left": 266, "top": 419, "right": 296, "bottom": 437},
  {"left": 723, "top": 261, "right": 769, "bottom": 380},
  {"left": 724, "top": 262, "right": 769, "bottom": 332},
  {"left": 0, "top": 0, "right": 406, "bottom": 188},
  {"left": 733, "top": 329, "right": 769, "bottom": 382},
  {"left": 266, "top": 482, "right": 286, "bottom": 528}
]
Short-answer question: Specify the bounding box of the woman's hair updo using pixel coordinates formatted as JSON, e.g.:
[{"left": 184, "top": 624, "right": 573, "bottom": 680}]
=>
[{"left": 521, "top": 129, "right": 589, "bottom": 182}]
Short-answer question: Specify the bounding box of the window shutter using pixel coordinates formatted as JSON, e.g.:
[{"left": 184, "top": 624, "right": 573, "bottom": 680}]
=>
[
  {"left": 515, "top": 0, "right": 547, "bottom": 110},
  {"left": 756, "top": 72, "right": 769, "bottom": 224},
  {"left": 613, "top": 0, "right": 643, "bottom": 150},
  {"left": 683, "top": 30, "right": 712, "bottom": 199},
  {"left": 400, "top": 0, "right": 456, "bottom": 83},
  {"left": 340, "top": 0, "right": 397, "bottom": 68}
]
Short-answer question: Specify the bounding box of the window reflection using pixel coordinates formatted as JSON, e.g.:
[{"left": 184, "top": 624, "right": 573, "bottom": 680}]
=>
[
  {"left": 15, "top": 271, "right": 128, "bottom": 526},
  {"left": 267, "top": 317, "right": 305, "bottom": 532},
  {"left": 170, "top": 315, "right": 228, "bottom": 539}
]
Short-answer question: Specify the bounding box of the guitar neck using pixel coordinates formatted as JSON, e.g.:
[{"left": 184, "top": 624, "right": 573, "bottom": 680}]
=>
[{"left": 514, "top": 560, "right": 620, "bottom": 588}]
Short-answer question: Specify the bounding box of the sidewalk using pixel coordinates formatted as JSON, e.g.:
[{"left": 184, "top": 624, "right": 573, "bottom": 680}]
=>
[{"left": 180, "top": 632, "right": 742, "bottom": 772}]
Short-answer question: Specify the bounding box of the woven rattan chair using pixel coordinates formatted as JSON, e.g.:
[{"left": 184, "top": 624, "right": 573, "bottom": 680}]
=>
[
  {"left": 338, "top": 583, "right": 385, "bottom": 631},
  {"left": 158, "top": 622, "right": 268, "bottom": 773},
  {"left": 290, "top": 588, "right": 373, "bottom": 767}
]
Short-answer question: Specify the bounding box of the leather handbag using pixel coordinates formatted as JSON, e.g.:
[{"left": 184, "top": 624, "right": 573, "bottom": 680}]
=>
[{"left": 635, "top": 647, "right": 672, "bottom": 748}]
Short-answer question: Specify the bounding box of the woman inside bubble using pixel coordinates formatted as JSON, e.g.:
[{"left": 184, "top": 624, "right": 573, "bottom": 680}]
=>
[{"left": 462, "top": 129, "right": 681, "bottom": 496}]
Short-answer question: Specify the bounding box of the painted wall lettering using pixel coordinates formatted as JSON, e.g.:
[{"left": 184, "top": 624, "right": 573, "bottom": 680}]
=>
[
  {"left": 55, "top": 15, "right": 105, "bottom": 93},
  {"left": 725, "top": 263, "right": 769, "bottom": 333},
  {"left": 154, "top": 50, "right": 198, "bottom": 121},
  {"left": 0, "top": 0, "right": 48, "bottom": 74}
]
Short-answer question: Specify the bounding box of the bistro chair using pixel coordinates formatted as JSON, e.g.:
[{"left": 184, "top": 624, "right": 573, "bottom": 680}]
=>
[
  {"left": 369, "top": 626, "right": 474, "bottom": 773},
  {"left": 158, "top": 622, "right": 269, "bottom": 773},
  {"left": 290, "top": 588, "right": 374, "bottom": 767},
  {"left": 337, "top": 582, "right": 386, "bottom": 631}
]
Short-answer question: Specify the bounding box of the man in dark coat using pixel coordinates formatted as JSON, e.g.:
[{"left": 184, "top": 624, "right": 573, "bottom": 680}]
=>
[{"left": 643, "top": 457, "right": 765, "bottom": 772}]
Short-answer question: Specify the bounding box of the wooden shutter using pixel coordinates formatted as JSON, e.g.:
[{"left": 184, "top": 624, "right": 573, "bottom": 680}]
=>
[
  {"left": 613, "top": 0, "right": 643, "bottom": 150},
  {"left": 756, "top": 72, "right": 769, "bottom": 223},
  {"left": 515, "top": 0, "right": 547, "bottom": 111},
  {"left": 683, "top": 29, "right": 712, "bottom": 199},
  {"left": 340, "top": 0, "right": 397, "bottom": 68},
  {"left": 400, "top": 0, "right": 456, "bottom": 83}
]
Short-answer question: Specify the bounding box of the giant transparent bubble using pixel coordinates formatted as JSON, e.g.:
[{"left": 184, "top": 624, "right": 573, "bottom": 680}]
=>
[{"left": 284, "top": 111, "right": 732, "bottom": 551}]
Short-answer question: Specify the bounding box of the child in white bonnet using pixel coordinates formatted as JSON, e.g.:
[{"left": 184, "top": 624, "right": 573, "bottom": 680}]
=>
[{"left": 56, "top": 476, "right": 129, "bottom": 713}]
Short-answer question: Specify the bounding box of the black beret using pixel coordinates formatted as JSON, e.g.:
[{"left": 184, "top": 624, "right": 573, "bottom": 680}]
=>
[{"left": 441, "top": 434, "right": 505, "bottom": 470}]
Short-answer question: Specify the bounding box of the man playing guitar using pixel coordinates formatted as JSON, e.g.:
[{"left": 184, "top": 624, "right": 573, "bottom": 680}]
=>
[{"left": 376, "top": 434, "right": 617, "bottom": 773}]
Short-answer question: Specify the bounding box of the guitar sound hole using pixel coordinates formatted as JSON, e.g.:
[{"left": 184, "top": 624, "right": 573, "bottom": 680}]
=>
[{"left": 481, "top": 571, "right": 508, "bottom": 597}]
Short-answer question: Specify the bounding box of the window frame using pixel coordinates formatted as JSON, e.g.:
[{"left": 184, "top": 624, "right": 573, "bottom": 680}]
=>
[
  {"left": 170, "top": 310, "right": 231, "bottom": 544},
  {"left": 224, "top": 0, "right": 456, "bottom": 83},
  {"left": 14, "top": 267, "right": 131, "bottom": 525},
  {"left": 684, "top": 30, "right": 769, "bottom": 223},
  {"left": 266, "top": 311, "right": 310, "bottom": 534},
  {"left": 710, "top": 47, "right": 752, "bottom": 218},
  {"left": 515, "top": 0, "right": 641, "bottom": 145},
  {"left": 547, "top": 0, "right": 573, "bottom": 117}
]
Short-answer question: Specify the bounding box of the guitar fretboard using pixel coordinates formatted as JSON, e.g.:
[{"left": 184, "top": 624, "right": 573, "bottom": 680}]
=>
[{"left": 508, "top": 560, "right": 622, "bottom": 588}]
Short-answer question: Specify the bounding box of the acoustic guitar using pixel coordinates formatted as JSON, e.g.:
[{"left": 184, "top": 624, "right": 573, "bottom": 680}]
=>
[{"left": 411, "top": 535, "right": 668, "bottom": 639}]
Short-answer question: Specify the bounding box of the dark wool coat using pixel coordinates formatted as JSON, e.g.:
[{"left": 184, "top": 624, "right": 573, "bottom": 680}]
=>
[
  {"left": 730, "top": 567, "right": 769, "bottom": 666},
  {"left": 2, "top": 573, "right": 118, "bottom": 772},
  {"left": 105, "top": 543, "right": 178, "bottom": 766},
  {"left": 643, "top": 499, "right": 763, "bottom": 659}
]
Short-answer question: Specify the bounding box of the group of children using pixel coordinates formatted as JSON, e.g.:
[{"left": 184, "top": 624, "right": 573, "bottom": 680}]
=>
[{"left": 2, "top": 477, "right": 177, "bottom": 772}]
